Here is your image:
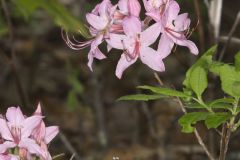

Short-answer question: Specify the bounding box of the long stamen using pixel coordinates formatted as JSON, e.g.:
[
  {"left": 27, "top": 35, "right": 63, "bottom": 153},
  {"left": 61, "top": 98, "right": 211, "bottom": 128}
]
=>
[{"left": 61, "top": 29, "right": 93, "bottom": 50}]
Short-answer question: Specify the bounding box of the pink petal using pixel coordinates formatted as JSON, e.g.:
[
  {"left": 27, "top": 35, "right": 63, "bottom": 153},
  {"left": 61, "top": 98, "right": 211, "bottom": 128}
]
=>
[
  {"left": 128, "top": 0, "right": 141, "bottom": 17},
  {"left": 19, "top": 138, "right": 43, "bottom": 156},
  {"left": 140, "top": 47, "right": 165, "bottom": 72},
  {"left": 157, "top": 33, "right": 174, "bottom": 58},
  {"left": 34, "top": 103, "right": 42, "bottom": 116},
  {"left": 6, "top": 107, "right": 25, "bottom": 126},
  {"left": 32, "top": 121, "right": 46, "bottom": 142},
  {"left": 122, "top": 16, "right": 141, "bottom": 36},
  {"left": 143, "top": 0, "right": 151, "bottom": 12},
  {"left": 22, "top": 116, "right": 43, "bottom": 138},
  {"left": 44, "top": 126, "right": 59, "bottom": 144},
  {"left": 166, "top": 1, "right": 180, "bottom": 23},
  {"left": 175, "top": 13, "right": 190, "bottom": 31},
  {"left": 87, "top": 48, "right": 106, "bottom": 71},
  {"left": 106, "top": 33, "right": 125, "bottom": 50},
  {"left": 146, "top": 11, "right": 161, "bottom": 22},
  {"left": 118, "top": 0, "right": 128, "bottom": 14},
  {"left": 0, "top": 141, "right": 16, "bottom": 153},
  {"left": 86, "top": 13, "right": 108, "bottom": 31},
  {"left": 98, "top": 0, "right": 111, "bottom": 17},
  {"left": 141, "top": 23, "right": 162, "bottom": 46},
  {"left": 0, "top": 119, "right": 13, "bottom": 141},
  {"left": 174, "top": 39, "right": 199, "bottom": 55},
  {"left": 115, "top": 53, "right": 138, "bottom": 79},
  {"left": 90, "top": 35, "right": 103, "bottom": 52}
]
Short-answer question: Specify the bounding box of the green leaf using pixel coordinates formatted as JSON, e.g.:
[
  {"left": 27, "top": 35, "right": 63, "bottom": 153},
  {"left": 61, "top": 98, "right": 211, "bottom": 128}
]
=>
[
  {"left": 12, "top": 0, "right": 90, "bottom": 38},
  {"left": 138, "top": 86, "right": 190, "bottom": 98},
  {"left": 118, "top": 94, "right": 165, "bottom": 101},
  {"left": 209, "top": 98, "right": 235, "bottom": 106},
  {"left": 205, "top": 113, "right": 232, "bottom": 129},
  {"left": 235, "top": 51, "right": 240, "bottom": 71},
  {"left": 189, "top": 66, "right": 208, "bottom": 97},
  {"left": 178, "top": 112, "right": 210, "bottom": 133},
  {"left": 232, "top": 81, "right": 240, "bottom": 97},
  {"left": 210, "top": 64, "right": 240, "bottom": 97},
  {"left": 183, "top": 45, "right": 217, "bottom": 89}
]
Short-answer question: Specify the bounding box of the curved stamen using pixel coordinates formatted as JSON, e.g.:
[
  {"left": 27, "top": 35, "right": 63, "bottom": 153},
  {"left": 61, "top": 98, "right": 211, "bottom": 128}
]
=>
[{"left": 61, "top": 29, "right": 94, "bottom": 50}]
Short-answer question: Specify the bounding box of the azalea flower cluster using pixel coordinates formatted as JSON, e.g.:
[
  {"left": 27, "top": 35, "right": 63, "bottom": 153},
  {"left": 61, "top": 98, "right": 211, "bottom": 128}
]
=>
[
  {"left": 0, "top": 104, "right": 59, "bottom": 160},
  {"left": 63, "top": 0, "right": 199, "bottom": 79}
]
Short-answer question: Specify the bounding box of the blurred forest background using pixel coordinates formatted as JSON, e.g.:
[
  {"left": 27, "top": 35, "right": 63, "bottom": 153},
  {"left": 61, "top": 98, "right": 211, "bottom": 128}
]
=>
[{"left": 0, "top": 0, "right": 240, "bottom": 159}]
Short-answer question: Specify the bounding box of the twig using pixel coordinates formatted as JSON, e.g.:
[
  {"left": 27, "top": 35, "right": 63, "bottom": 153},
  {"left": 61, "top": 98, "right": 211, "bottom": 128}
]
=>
[
  {"left": 70, "top": 153, "right": 76, "bottom": 160},
  {"left": 1, "top": 0, "right": 29, "bottom": 108},
  {"left": 58, "top": 132, "right": 81, "bottom": 160},
  {"left": 154, "top": 73, "right": 215, "bottom": 160},
  {"left": 218, "top": 11, "right": 240, "bottom": 61},
  {"left": 218, "top": 36, "right": 240, "bottom": 45},
  {"left": 52, "top": 153, "right": 65, "bottom": 160}
]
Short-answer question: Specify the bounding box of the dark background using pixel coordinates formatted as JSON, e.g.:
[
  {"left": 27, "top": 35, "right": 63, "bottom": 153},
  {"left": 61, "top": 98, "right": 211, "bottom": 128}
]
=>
[{"left": 0, "top": 0, "right": 240, "bottom": 159}]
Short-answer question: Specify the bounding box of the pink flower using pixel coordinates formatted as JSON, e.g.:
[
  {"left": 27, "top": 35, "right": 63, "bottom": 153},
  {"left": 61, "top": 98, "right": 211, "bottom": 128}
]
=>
[
  {"left": 107, "top": 16, "right": 165, "bottom": 78},
  {"left": 0, "top": 107, "right": 43, "bottom": 156},
  {"left": 31, "top": 104, "right": 59, "bottom": 160},
  {"left": 157, "top": 1, "right": 198, "bottom": 58},
  {"left": 63, "top": 0, "right": 117, "bottom": 70}
]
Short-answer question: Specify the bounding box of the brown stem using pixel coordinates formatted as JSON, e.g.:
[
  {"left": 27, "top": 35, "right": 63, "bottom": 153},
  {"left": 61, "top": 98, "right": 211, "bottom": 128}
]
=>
[
  {"left": 1, "top": 0, "right": 29, "bottom": 107},
  {"left": 219, "top": 124, "right": 231, "bottom": 160}
]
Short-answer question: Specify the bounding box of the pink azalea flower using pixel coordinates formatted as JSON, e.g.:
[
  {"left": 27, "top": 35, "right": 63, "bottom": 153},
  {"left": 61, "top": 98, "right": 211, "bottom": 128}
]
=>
[
  {"left": 157, "top": 1, "right": 198, "bottom": 58},
  {"left": 31, "top": 103, "right": 59, "bottom": 160},
  {"left": 62, "top": 0, "right": 118, "bottom": 71},
  {"left": 0, "top": 107, "right": 43, "bottom": 156},
  {"left": 107, "top": 16, "right": 165, "bottom": 78}
]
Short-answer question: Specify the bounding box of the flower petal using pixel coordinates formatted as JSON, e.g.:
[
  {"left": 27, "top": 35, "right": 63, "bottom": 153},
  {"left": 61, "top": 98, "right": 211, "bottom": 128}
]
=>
[
  {"left": 175, "top": 13, "right": 190, "bottom": 31},
  {"left": 34, "top": 103, "right": 42, "bottom": 116},
  {"left": 87, "top": 48, "right": 106, "bottom": 71},
  {"left": 106, "top": 33, "right": 125, "bottom": 50},
  {"left": 0, "top": 141, "right": 16, "bottom": 153},
  {"left": 0, "top": 119, "right": 13, "bottom": 141},
  {"left": 90, "top": 35, "right": 103, "bottom": 52},
  {"left": 157, "top": 33, "right": 174, "bottom": 58},
  {"left": 141, "top": 23, "right": 161, "bottom": 46},
  {"left": 6, "top": 107, "right": 25, "bottom": 126},
  {"left": 118, "top": 0, "right": 128, "bottom": 14},
  {"left": 115, "top": 53, "right": 138, "bottom": 79},
  {"left": 22, "top": 116, "right": 43, "bottom": 138},
  {"left": 122, "top": 16, "right": 141, "bottom": 36},
  {"left": 140, "top": 47, "right": 165, "bottom": 72},
  {"left": 174, "top": 39, "right": 199, "bottom": 55},
  {"left": 165, "top": 0, "right": 180, "bottom": 23},
  {"left": 19, "top": 138, "right": 43, "bottom": 156},
  {"left": 86, "top": 13, "right": 108, "bottom": 31},
  {"left": 98, "top": 0, "right": 111, "bottom": 17},
  {"left": 44, "top": 126, "right": 59, "bottom": 144},
  {"left": 146, "top": 11, "right": 161, "bottom": 22},
  {"left": 128, "top": 0, "right": 141, "bottom": 17}
]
